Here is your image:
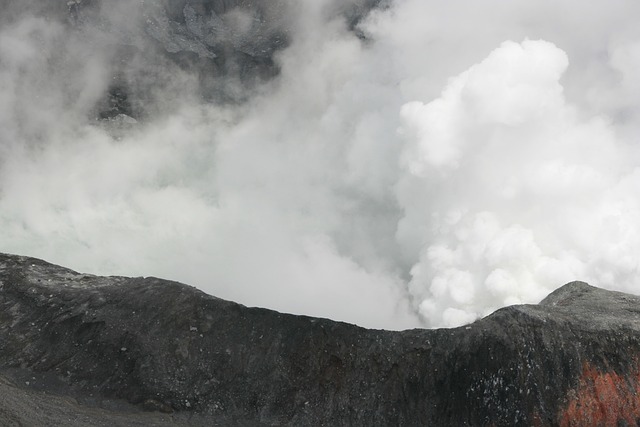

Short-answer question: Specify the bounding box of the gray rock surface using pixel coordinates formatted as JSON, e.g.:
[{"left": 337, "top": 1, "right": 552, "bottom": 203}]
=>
[
  {"left": 2, "top": 252, "right": 640, "bottom": 426},
  {"left": 5, "top": 0, "right": 383, "bottom": 118}
]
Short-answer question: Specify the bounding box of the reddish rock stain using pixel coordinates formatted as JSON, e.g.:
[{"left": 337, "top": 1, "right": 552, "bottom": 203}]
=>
[{"left": 559, "top": 361, "right": 640, "bottom": 427}]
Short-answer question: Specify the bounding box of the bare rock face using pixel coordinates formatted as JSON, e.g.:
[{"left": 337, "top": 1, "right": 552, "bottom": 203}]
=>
[
  {"left": 8, "top": 0, "right": 382, "bottom": 118},
  {"left": 2, "top": 252, "right": 640, "bottom": 426},
  {"left": 1, "top": 0, "right": 383, "bottom": 122}
]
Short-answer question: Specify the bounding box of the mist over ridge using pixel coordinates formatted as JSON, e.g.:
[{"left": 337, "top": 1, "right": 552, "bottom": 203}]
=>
[{"left": 1, "top": 0, "right": 640, "bottom": 329}]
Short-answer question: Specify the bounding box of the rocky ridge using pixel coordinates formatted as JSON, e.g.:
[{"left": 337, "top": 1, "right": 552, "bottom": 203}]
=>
[{"left": 1, "top": 252, "right": 640, "bottom": 426}]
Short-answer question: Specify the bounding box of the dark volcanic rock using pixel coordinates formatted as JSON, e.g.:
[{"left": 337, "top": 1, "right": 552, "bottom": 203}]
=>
[
  {"left": 2, "top": 253, "right": 640, "bottom": 426},
  {"left": 20, "top": 0, "right": 383, "bottom": 118},
  {"left": 2, "top": 0, "right": 385, "bottom": 124}
]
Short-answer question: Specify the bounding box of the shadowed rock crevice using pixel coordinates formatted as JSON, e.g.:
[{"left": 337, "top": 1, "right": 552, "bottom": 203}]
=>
[{"left": 2, "top": 253, "right": 640, "bottom": 425}]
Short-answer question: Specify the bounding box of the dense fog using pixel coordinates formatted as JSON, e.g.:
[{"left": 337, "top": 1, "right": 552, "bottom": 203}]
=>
[{"left": 2, "top": 0, "right": 640, "bottom": 329}]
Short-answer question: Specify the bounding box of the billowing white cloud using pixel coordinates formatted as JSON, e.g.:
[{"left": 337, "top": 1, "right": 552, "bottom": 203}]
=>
[{"left": 397, "top": 38, "right": 640, "bottom": 327}]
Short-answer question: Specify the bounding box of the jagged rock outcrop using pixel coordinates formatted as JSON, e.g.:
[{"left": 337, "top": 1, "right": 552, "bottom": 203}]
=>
[{"left": 2, "top": 252, "right": 640, "bottom": 426}]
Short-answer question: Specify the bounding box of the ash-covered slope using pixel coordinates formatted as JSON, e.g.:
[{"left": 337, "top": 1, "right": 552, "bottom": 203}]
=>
[{"left": 2, "top": 253, "right": 640, "bottom": 426}]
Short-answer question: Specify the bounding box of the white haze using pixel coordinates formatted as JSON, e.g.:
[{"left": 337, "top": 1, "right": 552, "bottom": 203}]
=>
[{"left": 2, "top": 0, "right": 640, "bottom": 329}]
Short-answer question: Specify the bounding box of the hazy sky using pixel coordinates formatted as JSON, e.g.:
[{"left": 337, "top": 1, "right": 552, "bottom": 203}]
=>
[{"left": 2, "top": 0, "right": 640, "bottom": 329}]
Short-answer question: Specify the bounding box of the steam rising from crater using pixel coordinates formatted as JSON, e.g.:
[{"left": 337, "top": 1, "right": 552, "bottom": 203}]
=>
[{"left": 2, "top": 0, "right": 640, "bottom": 329}]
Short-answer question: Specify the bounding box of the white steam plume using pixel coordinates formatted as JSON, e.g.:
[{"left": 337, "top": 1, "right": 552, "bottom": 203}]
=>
[{"left": 2, "top": 0, "right": 640, "bottom": 329}]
